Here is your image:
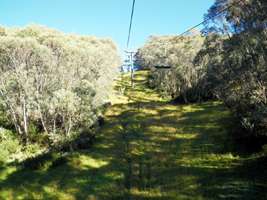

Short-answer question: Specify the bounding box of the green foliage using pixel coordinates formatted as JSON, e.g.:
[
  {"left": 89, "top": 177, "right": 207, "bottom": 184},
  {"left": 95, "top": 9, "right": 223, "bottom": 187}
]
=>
[
  {"left": 0, "top": 100, "right": 14, "bottom": 130},
  {"left": 0, "top": 127, "right": 46, "bottom": 164},
  {"left": 22, "top": 143, "right": 45, "bottom": 158},
  {"left": 0, "top": 71, "right": 266, "bottom": 199},
  {"left": 198, "top": 0, "right": 267, "bottom": 137},
  {"left": 135, "top": 34, "right": 209, "bottom": 102},
  {"left": 0, "top": 25, "right": 121, "bottom": 150},
  {"left": 137, "top": 0, "right": 267, "bottom": 138},
  {"left": 0, "top": 129, "right": 20, "bottom": 163}
]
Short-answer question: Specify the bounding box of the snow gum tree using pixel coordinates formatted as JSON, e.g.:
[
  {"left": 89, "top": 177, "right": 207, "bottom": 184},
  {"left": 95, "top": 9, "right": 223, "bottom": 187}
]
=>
[
  {"left": 0, "top": 25, "right": 121, "bottom": 146},
  {"left": 135, "top": 34, "right": 205, "bottom": 102}
]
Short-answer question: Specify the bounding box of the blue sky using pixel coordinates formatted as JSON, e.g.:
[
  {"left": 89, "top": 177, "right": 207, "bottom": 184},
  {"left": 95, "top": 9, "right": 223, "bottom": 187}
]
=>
[{"left": 0, "top": 0, "right": 214, "bottom": 53}]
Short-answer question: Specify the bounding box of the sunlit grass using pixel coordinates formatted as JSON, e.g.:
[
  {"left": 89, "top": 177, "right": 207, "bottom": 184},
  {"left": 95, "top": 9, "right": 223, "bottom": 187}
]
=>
[
  {"left": 176, "top": 153, "right": 240, "bottom": 169},
  {"left": 0, "top": 166, "right": 16, "bottom": 181},
  {"left": 69, "top": 155, "right": 109, "bottom": 170}
]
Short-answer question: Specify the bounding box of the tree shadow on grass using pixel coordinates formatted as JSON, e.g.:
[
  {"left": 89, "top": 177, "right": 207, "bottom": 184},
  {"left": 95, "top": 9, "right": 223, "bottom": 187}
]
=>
[
  {"left": 1, "top": 71, "right": 267, "bottom": 199},
  {"left": 1, "top": 99, "right": 267, "bottom": 200}
]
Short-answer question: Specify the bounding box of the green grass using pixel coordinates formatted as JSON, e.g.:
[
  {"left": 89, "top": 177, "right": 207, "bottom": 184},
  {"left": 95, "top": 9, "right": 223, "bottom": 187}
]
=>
[{"left": 0, "top": 71, "right": 266, "bottom": 200}]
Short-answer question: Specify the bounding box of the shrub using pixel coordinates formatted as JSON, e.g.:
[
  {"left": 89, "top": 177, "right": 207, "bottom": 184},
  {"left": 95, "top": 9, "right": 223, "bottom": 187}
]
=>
[{"left": 0, "top": 128, "right": 21, "bottom": 163}]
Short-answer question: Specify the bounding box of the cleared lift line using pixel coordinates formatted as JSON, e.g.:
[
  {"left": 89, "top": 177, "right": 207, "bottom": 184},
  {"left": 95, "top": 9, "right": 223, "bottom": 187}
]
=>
[{"left": 125, "top": 0, "right": 136, "bottom": 87}]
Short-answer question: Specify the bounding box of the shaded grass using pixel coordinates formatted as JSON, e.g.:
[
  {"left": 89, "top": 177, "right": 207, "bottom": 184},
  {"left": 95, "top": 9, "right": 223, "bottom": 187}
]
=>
[{"left": 0, "top": 71, "right": 266, "bottom": 200}]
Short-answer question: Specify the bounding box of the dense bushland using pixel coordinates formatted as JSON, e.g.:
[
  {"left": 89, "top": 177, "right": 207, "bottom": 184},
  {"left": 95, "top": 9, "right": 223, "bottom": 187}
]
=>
[
  {"left": 200, "top": 0, "right": 267, "bottom": 138},
  {"left": 0, "top": 25, "right": 121, "bottom": 160},
  {"left": 136, "top": 0, "right": 267, "bottom": 139},
  {"left": 135, "top": 34, "right": 207, "bottom": 102}
]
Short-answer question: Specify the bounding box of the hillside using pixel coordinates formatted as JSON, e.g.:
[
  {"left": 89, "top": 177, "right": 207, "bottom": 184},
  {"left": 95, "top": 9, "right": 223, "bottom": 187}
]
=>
[{"left": 0, "top": 71, "right": 266, "bottom": 200}]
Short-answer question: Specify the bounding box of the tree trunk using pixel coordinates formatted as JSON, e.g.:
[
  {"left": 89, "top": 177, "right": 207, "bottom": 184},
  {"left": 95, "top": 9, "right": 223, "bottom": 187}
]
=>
[
  {"left": 67, "top": 117, "right": 73, "bottom": 152},
  {"left": 22, "top": 97, "right": 29, "bottom": 145}
]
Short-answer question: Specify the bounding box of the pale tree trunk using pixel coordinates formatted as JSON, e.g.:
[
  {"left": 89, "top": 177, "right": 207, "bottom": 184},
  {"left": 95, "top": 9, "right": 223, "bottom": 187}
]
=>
[
  {"left": 67, "top": 117, "right": 72, "bottom": 137},
  {"left": 22, "top": 97, "right": 29, "bottom": 145},
  {"left": 40, "top": 113, "right": 48, "bottom": 134},
  {"left": 34, "top": 72, "right": 49, "bottom": 135},
  {"left": 53, "top": 117, "right": 56, "bottom": 135},
  {"left": 67, "top": 116, "right": 73, "bottom": 152},
  {"left": 0, "top": 86, "right": 24, "bottom": 138},
  {"left": 37, "top": 103, "right": 49, "bottom": 135}
]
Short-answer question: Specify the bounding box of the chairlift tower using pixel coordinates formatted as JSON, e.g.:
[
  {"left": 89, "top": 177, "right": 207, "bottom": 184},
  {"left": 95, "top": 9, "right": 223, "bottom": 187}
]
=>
[{"left": 125, "top": 50, "right": 136, "bottom": 87}]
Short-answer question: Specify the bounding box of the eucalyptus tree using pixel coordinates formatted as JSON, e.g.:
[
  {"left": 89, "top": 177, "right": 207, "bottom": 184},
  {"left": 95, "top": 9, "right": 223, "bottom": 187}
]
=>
[
  {"left": 0, "top": 25, "right": 121, "bottom": 145},
  {"left": 199, "top": 0, "right": 267, "bottom": 136},
  {"left": 135, "top": 34, "right": 205, "bottom": 102},
  {"left": 0, "top": 37, "right": 54, "bottom": 143}
]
